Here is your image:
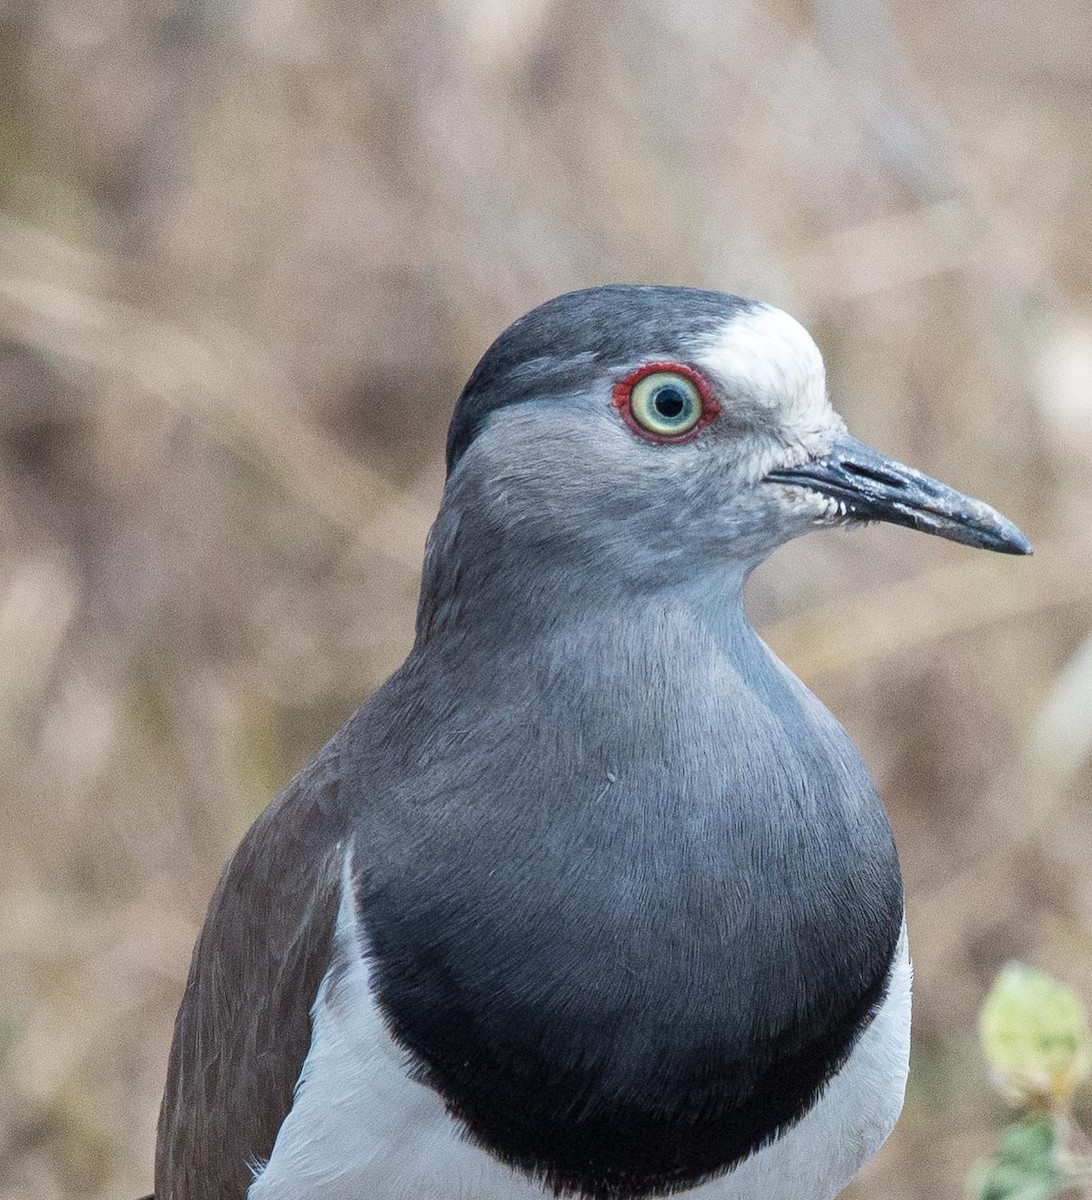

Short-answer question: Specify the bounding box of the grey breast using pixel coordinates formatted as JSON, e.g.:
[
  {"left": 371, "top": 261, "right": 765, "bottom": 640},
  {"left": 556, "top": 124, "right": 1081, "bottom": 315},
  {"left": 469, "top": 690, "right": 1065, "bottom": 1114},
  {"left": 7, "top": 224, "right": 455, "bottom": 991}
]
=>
[{"left": 341, "top": 581, "right": 903, "bottom": 1199}]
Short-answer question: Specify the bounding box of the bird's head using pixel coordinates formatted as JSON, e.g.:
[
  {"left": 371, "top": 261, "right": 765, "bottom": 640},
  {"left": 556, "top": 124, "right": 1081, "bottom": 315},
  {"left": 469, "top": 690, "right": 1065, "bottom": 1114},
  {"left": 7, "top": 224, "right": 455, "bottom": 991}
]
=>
[{"left": 434, "top": 286, "right": 1028, "bottom": 613}]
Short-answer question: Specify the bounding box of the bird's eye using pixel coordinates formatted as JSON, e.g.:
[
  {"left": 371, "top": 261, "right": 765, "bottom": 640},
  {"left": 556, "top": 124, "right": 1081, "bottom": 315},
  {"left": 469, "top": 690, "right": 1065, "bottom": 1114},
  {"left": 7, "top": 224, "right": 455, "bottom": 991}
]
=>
[
  {"left": 631, "top": 374, "right": 701, "bottom": 435},
  {"left": 612, "top": 364, "right": 716, "bottom": 442}
]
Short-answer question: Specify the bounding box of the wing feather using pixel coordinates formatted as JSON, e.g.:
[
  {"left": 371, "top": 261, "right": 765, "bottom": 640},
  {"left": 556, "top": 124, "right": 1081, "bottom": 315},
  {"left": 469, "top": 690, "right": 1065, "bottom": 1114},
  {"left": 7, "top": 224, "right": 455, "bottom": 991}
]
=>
[{"left": 155, "top": 734, "right": 351, "bottom": 1199}]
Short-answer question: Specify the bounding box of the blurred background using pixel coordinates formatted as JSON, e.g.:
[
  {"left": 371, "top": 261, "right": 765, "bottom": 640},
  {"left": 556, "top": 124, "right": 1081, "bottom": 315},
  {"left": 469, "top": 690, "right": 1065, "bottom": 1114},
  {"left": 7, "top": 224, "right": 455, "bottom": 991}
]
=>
[{"left": 0, "top": 0, "right": 1090, "bottom": 1196}]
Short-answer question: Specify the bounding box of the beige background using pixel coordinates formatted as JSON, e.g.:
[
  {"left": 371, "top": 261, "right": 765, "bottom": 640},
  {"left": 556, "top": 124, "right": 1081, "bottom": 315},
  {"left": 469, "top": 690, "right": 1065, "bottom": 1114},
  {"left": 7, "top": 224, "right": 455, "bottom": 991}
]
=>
[{"left": 1, "top": 0, "right": 1091, "bottom": 1196}]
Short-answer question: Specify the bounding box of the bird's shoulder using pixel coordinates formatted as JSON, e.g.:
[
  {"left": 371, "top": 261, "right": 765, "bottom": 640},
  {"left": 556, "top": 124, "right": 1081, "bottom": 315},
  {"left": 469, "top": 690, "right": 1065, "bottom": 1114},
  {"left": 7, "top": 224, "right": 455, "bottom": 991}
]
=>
[{"left": 155, "top": 728, "right": 355, "bottom": 1200}]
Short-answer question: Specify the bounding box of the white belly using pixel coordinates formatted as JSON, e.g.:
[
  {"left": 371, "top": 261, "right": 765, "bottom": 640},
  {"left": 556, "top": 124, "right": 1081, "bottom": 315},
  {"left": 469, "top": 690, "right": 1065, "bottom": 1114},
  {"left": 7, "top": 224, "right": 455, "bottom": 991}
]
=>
[{"left": 250, "top": 853, "right": 911, "bottom": 1200}]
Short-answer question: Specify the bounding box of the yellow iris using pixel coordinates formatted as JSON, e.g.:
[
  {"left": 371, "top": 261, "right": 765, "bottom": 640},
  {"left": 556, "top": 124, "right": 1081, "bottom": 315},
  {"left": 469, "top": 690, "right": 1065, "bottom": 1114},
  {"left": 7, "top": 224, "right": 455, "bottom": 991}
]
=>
[{"left": 629, "top": 372, "right": 703, "bottom": 436}]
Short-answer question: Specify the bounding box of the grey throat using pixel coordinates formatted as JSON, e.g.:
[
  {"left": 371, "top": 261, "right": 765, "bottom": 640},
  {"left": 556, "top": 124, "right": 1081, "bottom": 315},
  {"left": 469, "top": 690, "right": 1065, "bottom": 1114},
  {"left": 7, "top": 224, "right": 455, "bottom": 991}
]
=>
[{"left": 155, "top": 285, "right": 1029, "bottom": 1200}]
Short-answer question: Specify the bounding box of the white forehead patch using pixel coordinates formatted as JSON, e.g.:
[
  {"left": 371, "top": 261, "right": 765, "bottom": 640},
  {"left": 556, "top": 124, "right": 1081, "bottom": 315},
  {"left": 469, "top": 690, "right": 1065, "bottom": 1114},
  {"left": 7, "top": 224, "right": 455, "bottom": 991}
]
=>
[{"left": 695, "top": 304, "right": 839, "bottom": 447}]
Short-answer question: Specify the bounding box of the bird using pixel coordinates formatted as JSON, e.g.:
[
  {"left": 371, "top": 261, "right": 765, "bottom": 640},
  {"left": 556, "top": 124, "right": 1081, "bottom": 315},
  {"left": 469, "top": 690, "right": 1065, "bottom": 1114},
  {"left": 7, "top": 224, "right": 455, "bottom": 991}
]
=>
[{"left": 154, "top": 285, "right": 1031, "bottom": 1200}]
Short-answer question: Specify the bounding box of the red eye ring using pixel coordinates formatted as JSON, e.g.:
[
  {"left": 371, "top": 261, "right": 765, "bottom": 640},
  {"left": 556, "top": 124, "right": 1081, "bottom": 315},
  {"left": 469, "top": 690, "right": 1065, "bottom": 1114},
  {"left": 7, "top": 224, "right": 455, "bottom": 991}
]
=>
[{"left": 611, "top": 361, "right": 720, "bottom": 444}]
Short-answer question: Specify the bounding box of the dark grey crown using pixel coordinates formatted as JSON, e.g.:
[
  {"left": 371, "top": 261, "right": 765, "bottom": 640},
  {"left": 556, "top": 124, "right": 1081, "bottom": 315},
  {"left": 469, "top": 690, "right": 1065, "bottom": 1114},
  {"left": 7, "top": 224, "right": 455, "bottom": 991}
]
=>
[{"left": 445, "top": 285, "right": 756, "bottom": 472}]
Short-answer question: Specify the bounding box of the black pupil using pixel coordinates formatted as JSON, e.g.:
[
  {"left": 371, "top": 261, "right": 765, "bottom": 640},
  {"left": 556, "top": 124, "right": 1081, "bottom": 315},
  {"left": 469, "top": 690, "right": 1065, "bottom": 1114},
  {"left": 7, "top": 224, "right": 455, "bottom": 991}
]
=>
[{"left": 653, "top": 386, "right": 688, "bottom": 420}]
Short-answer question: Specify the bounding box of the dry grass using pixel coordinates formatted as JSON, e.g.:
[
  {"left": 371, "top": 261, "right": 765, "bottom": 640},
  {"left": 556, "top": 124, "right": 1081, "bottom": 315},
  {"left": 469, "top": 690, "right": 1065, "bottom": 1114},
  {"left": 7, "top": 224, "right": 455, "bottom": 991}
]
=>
[{"left": 1, "top": 1, "right": 1091, "bottom": 1196}]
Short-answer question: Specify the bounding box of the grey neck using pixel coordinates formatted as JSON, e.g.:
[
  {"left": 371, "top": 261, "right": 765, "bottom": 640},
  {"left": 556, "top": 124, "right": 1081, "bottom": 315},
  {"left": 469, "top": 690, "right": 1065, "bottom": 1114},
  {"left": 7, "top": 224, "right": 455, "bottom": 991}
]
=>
[{"left": 413, "top": 482, "right": 751, "bottom": 662}]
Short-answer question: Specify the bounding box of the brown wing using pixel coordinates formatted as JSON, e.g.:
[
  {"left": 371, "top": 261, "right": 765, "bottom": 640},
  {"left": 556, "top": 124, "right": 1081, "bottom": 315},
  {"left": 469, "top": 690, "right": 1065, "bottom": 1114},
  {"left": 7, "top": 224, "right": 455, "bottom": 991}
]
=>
[{"left": 155, "top": 733, "right": 352, "bottom": 1199}]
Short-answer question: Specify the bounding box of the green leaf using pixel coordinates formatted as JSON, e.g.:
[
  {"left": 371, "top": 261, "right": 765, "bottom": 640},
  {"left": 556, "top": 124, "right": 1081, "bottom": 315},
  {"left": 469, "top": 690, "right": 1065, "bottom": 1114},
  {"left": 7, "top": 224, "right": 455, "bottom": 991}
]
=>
[{"left": 973, "top": 1118, "right": 1064, "bottom": 1200}]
